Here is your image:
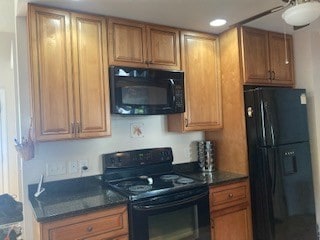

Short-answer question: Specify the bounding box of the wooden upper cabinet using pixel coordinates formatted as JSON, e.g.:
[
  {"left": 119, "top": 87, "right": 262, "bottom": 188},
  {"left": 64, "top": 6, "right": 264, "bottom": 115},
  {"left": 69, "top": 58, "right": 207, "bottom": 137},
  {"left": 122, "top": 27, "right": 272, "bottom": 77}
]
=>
[
  {"left": 108, "top": 18, "right": 147, "bottom": 66},
  {"left": 269, "top": 31, "right": 294, "bottom": 85},
  {"left": 108, "top": 17, "right": 180, "bottom": 70},
  {"left": 241, "top": 27, "right": 294, "bottom": 86},
  {"left": 241, "top": 27, "right": 270, "bottom": 84},
  {"left": 28, "top": 4, "right": 110, "bottom": 141},
  {"left": 29, "top": 5, "right": 74, "bottom": 141},
  {"left": 168, "top": 31, "right": 222, "bottom": 132},
  {"left": 146, "top": 25, "right": 180, "bottom": 69},
  {"left": 71, "top": 13, "right": 110, "bottom": 139}
]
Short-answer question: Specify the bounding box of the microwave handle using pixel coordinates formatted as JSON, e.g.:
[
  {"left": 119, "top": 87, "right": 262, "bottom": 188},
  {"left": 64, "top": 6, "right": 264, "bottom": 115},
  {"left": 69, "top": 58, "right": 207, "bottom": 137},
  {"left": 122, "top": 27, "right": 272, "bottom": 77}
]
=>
[{"left": 169, "top": 79, "right": 176, "bottom": 105}]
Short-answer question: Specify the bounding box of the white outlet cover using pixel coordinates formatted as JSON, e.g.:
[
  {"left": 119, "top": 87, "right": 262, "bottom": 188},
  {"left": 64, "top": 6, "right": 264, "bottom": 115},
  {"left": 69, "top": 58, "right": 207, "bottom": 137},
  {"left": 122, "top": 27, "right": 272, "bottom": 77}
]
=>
[
  {"left": 68, "top": 160, "right": 78, "bottom": 174},
  {"left": 130, "top": 122, "right": 144, "bottom": 138}
]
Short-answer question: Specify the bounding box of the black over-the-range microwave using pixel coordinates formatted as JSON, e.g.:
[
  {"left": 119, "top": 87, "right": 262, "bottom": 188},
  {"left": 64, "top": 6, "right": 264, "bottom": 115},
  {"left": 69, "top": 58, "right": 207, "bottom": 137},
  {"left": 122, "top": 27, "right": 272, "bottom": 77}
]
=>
[{"left": 109, "top": 66, "right": 185, "bottom": 115}]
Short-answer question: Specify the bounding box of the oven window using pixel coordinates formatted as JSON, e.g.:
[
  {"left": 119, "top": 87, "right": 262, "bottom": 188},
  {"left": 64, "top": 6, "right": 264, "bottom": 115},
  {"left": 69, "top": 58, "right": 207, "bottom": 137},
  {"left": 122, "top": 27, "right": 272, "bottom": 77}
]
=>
[
  {"left": 148, "top": 205, "right": 199, "bottom": 240},
  {"left": 122, "top": 86, "right": 167, "bottom": 105}
]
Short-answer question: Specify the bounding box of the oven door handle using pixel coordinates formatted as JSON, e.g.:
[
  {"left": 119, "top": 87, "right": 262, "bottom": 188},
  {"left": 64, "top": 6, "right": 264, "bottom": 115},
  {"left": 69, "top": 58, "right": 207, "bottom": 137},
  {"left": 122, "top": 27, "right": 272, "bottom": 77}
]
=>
[{"left": 133, "top": 191, "right": 208, "bottom": 211}]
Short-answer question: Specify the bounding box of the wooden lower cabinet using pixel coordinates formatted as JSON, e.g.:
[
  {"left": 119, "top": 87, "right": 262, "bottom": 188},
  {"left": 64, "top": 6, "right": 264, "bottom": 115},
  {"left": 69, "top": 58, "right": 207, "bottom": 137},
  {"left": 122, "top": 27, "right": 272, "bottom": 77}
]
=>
[
  {"left": 34, "top": 205, "right": 128, "bottom": 240},
  {"left": 210, "top": 180, "right": 252, "bottom": 240}
]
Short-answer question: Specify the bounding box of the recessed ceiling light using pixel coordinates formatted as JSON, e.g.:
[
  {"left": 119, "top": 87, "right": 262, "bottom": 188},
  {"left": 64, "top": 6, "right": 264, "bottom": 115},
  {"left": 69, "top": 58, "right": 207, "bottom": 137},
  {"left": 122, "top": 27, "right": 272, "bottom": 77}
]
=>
[{"left": 209, "top": 19, "right": 227, "bottom": 27}]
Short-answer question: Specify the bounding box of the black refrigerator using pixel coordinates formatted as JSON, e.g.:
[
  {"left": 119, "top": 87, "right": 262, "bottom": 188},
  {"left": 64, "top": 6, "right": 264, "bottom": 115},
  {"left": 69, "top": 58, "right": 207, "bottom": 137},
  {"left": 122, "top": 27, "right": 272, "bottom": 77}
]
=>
[{"left": 244, "top": 87, "right": 317, "bottom": 240}]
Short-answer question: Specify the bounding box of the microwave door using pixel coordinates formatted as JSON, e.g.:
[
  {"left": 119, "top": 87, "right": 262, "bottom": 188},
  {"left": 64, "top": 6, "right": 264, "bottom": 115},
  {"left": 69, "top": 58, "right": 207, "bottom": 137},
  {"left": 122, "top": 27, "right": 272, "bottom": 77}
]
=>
[{"left": 109, "top": 66, "right": 185, "bottom": 115}]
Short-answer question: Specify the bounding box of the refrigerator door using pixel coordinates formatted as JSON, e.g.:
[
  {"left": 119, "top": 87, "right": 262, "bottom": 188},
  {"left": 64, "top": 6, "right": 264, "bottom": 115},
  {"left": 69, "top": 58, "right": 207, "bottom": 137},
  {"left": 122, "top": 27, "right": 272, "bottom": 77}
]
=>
[
  {"left": 244, "top": 88, "right": 309, "bottom": 147},
  {"left": 249, "top": 143, "right": 317, "bottom": 240},
  {"left": 275, "top": 142, "right": 316, "bottom": 240},
  {"left": 248, "top": 146, "right": 275, "bottom": 240}
]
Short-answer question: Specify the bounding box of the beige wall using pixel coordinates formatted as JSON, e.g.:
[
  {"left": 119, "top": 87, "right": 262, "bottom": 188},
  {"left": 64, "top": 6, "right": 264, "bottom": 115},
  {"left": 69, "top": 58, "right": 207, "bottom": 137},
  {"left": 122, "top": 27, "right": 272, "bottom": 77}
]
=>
[{"left": 293, "top": 28, "right": 320, "bottom": 227}]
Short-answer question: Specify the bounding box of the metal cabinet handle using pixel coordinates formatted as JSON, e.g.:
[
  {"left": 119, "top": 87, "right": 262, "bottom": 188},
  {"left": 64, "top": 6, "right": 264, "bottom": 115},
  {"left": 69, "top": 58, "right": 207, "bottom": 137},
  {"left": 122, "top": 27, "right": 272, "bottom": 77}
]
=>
[
  {"left": 86, "top": 226, "right": 93, "bottom": 232},
  {"left": 228, "top": 193, "right": 233, "bottom": 198},
  {"left": 77, "top": 121, "right": 81, "bottom": 134},
  {"left": 271, "top": 71, "right": 275, "bottom": 80},
  {"left": 267, "top": 70, "right": 271, "bottom": 80},
  {"left": 184, "top": 118, "right": 188, "bottom": 127},
  {"left": 71, "top": 122, "right": 75, "bottom": 135}
]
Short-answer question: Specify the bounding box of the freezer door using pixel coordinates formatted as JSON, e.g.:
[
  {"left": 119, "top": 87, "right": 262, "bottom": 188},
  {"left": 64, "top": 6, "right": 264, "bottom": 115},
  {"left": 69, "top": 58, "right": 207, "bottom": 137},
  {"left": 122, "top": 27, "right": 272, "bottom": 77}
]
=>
[
  {"left": 275, "top": 142, "right": 316, "bottom": 240},
  {"left": 245, "top": 88, "right": 309, "bottom": 147},
  {"left": 249, "top": 143, "right": 316, "bottom": 240}
]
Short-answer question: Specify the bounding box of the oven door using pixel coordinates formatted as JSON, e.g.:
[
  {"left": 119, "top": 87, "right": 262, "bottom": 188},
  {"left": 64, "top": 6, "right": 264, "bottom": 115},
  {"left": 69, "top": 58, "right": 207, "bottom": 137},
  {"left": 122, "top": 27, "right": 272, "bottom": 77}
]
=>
[{"left": 128, "top": 187, "right": 211, "bottom": 240}]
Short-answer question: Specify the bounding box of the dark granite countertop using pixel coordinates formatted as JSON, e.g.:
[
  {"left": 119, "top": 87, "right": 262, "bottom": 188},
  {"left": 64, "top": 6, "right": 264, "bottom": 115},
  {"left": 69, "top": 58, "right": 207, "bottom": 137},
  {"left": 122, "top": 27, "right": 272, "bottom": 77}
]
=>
[
  {"left": 28, "top": 175, "right": 128, "bottom": 223},
  {"left": 29, "top": 163, "right": 247, "bottom": 223},
  {"left": 173, "top": 162, "right": 248, "bottom": 186}
]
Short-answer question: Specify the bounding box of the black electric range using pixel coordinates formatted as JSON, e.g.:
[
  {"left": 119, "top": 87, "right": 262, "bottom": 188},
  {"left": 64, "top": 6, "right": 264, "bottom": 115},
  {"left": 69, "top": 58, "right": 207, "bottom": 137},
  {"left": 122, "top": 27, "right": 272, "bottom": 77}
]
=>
[
  {"left": 102, "top": 148, "right": 211, "bottom": 240},
  {"left": 102, "top": 147, "right": 206, "bottom": 201}
]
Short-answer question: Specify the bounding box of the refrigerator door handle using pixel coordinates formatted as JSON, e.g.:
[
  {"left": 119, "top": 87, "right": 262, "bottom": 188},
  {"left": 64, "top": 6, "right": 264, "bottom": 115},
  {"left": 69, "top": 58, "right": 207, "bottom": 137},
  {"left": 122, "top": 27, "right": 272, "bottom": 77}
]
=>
[
  {"left": 262, "top": 101, "right": 276, "bottom": 146},
  {"left": 271, "top": 148, "right": 277, "bottom": 195}
]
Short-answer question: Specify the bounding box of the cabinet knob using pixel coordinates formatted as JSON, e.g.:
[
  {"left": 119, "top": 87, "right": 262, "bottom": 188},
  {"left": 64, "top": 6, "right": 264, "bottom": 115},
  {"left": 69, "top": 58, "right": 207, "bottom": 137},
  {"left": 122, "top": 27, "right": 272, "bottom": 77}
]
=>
[
  {"left": 228, "top": 193, "right": 233, "bottom": 198},
  {"left": 87, "top": 226, "right": 93, "bottom": 232}
]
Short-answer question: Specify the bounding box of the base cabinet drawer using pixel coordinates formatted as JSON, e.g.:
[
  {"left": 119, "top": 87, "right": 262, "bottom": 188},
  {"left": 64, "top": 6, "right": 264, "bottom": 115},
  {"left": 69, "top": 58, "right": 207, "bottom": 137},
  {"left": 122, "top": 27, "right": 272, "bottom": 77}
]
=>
[
  {"left": 210, "top": 180, "right": 253, "bottom": 240},
  {"left": 34, "top": 205, "right": 128, "bottom": 240},
  {"left": 85, "top": 234, "right": 129, "bottom": 240}
]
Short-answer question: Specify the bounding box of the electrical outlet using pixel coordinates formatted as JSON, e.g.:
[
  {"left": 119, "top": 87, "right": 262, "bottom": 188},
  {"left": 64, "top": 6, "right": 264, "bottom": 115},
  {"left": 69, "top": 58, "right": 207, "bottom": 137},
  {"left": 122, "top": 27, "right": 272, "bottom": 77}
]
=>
[
  {"left": 79, "top": 159, "right": 89, "bottom": 171},
  {"left": 46, "top": 162, "right": 67, "bottom": 176},
  {"left": 68, "top": 160, "right": 78, "bottom": 174}
]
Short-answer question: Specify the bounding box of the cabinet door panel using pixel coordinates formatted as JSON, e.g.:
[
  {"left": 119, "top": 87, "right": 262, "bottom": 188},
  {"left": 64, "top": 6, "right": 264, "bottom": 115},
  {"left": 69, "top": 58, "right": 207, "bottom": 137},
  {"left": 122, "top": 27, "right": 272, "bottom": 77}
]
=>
[
  {"left": 269, "top": 32, "right": 294, "bottom": 85},
  {"left": 108, "top": 18, "right": 147, "bottom": 67},
  {"left": 72, "top": 13, "right": 110, "bottom": 138},
  {"left": 213, "top": 208, "right": 251, "bottom": 240},
  {"left": 242, "top": 27, "right": 270, "bottom": 84},
  {"left": 147, "top": 25, "right": 180, "bottom": 69},
  {"left": 182, "top": 32, "right": 222, "bottom": 131},
  {"left": 29, "top": 5, "right": 74, "bottom": 140}
]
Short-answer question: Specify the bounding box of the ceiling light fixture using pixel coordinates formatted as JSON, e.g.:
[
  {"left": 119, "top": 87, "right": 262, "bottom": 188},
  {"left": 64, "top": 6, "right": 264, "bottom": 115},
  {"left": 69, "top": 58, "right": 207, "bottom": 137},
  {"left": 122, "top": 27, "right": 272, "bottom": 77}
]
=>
[
  {"left": 282, "top": 0, "right": 320, "bottom": 26},
  {"left": 209, "top": 19, "right": 227, "bottom": 27}
]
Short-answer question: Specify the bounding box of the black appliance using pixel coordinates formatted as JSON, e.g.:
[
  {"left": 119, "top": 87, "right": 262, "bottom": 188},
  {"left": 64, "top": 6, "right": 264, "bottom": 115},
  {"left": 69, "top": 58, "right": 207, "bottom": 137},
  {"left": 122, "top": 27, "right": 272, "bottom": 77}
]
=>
[
  {"left": 102, "top": 148, "right": 211, "bottom": 240},
  {"left": 109, "top": 66, "right": 185, "bottom": 115},
  {"left": 244, "top": 87, "right": 317, "bottom": 240}
]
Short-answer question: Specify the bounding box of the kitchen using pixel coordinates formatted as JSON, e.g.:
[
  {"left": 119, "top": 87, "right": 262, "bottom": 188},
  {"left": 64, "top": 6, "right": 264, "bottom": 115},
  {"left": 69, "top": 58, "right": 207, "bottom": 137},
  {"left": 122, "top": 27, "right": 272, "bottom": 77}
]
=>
[{"left": 1, "top": 0, "right": 320, "bottom": 239}]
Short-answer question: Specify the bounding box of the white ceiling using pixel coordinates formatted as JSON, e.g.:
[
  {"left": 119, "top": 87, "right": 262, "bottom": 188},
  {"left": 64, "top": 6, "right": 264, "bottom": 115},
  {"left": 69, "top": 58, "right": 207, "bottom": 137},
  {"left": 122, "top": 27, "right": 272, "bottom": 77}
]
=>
[
  {"left": 4, "top": 0, "right": 319, "bottom": 36},
  {"left": 13, "top": 0, "right": 305, "bottom": 34}
]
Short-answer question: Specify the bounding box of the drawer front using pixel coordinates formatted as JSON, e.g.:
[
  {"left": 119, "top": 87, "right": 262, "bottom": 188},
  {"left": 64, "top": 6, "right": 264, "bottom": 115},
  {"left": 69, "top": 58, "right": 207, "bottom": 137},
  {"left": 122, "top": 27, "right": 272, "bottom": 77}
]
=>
[
  {"left": 210, "top": 180, "right": 249, "bottom": 210},
  {"left": 42, "top": 206, "right": 128, "bottom": 240},
  {"left": 49, "top": 213, "right": 125, "bottom": 239}
]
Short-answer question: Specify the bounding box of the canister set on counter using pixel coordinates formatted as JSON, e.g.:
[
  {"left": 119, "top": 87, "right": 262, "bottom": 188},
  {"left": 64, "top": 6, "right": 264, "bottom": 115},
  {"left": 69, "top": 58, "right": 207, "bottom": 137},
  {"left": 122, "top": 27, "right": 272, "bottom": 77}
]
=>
[{"left": 197, "top": 140, "right": 216, "bottom": 172}]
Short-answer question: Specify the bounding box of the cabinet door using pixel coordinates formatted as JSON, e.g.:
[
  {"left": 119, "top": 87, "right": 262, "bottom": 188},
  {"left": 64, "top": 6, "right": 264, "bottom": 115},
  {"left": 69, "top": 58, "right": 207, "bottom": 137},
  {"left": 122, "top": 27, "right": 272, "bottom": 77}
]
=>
[
  {"left": 147, "top": 25, "right": 180, "bottom": 70},
  {"left": 241, "top": 27, "right": 270, "bottom": 84},
  {"left": 28, "top": 5, "right": 74, "bottom": 141},
  {"left": 72, "top": 13, "right": 111, "bottom": 138},
  {"left": 269, "top": 32, "right": 294, "bottom": 86},
  {"left": 212, "top": 207, "right": 251, "bottom": 240},
  {"left": 108, "top": 18, "right": 147, "bottom": 67},
  {"left": 181, "top": 31, "right": 222, "bottom": 131}
]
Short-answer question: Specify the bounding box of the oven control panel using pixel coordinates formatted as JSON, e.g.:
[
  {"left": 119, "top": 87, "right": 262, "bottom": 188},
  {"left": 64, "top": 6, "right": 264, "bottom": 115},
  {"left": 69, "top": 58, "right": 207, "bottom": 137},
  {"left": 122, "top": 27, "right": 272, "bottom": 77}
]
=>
[{"left": 102, "top": 147, "right": 173, "bottom": 168}]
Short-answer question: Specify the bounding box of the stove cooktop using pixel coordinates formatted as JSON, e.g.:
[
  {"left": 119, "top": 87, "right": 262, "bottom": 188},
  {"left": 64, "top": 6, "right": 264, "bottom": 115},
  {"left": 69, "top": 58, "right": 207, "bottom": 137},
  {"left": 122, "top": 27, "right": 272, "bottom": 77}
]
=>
[
  {"left": 102, "top": 148, "right": 206, "bottom": 201},
  {"left": 107, "top": 173, "right": 206, "bottom": 201}
]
